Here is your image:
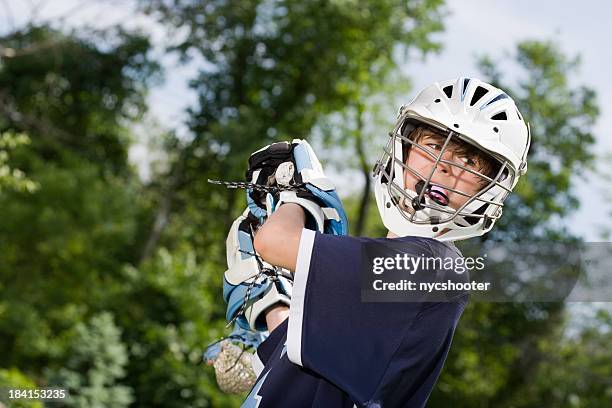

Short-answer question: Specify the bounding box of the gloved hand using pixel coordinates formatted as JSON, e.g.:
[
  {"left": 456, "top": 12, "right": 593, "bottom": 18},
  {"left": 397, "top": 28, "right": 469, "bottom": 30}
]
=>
[
  {"left": 245, "top": 139, "right": 349, "bottom": 236},
  {"left": 223, "top": 208, "right": 293, "bottom": 332}
]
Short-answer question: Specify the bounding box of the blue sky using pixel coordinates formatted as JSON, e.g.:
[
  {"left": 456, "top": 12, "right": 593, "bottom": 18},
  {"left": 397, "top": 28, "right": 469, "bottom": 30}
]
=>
[{"left": 2, "top": 0, "right": 611, "bottom": 240}]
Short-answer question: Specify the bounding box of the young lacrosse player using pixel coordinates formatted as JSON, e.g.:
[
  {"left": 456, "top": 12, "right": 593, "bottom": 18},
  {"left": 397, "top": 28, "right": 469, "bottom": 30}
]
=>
[{"left": 222, "top": 77, "right": 530, "bottom": 407}]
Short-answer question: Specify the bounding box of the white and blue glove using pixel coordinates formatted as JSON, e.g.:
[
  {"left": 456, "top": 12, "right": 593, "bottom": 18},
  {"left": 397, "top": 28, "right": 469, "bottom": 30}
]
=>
[
  {"left": 222, "top": 208, "right": 293, "bottom": 332},
  {"left": 245, "top": 139, "right": 349, "bottom": 236},
  {"left": 223, "top": 140, "right": 348, "bottom": 332}
]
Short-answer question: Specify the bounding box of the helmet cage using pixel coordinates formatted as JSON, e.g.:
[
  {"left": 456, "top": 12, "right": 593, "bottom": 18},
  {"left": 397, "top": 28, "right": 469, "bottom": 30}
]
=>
[{"left": 374, "top": 112, "right": 517, "bottom": 229}]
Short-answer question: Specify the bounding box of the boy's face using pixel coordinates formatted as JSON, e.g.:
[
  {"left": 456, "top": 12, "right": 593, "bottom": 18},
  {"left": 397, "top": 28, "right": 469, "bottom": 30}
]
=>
[{"left": 403, "top": 128, "right": 497, "bottom": 211}]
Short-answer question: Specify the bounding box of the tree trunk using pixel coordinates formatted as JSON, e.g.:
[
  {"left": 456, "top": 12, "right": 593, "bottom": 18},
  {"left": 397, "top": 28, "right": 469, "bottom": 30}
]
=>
[
  {"left": 138, "top": 147, "right": 186, "bottom": 263},
  {"left": 354, "top": 103, "right": 371, "bottom": 237}
]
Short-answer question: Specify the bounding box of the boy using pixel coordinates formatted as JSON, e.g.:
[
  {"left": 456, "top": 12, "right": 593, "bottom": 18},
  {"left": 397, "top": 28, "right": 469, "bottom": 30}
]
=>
[{"left": 225, "top": 77, "right": 530, "bottom": 407}]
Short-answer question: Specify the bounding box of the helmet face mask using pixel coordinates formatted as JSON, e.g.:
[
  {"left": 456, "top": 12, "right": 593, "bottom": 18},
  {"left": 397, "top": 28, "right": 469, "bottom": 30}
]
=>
[
  {"left": 384, "top": 116, "right": 514, "bottom": 224},
  {"left": 374, "top": 77, "right": 530, "bottom": 241}
]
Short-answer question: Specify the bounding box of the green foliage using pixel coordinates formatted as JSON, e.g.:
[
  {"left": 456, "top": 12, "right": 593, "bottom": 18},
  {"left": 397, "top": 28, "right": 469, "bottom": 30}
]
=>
[
  {"left": 44, "top": 313, "right": 133, "bottom": 408},
  {"left": 492, "top": 309, "right": 612, "bottom": 408},
  {"left": 139, "top": 0, "right": 447, "bottom": 255},
  {"left": 313, "top": 69, "right": 415, "bottom": 235},
  {"left": 144, "top": 0, "right": 445, "bottom": 148},
  {"left": 0, "top": 4, "right": 608, "bottom": 408},
  {"left": 479, "top": 40, "right": 598, "bottom": 241},
  {"left": 0, "top": 131, "right": 37, "bottom": 193},
  {"left": 0, "top": 23, "right": 163, "bottom": 406},
  {"left": 0, "top": 367, "right": 42, "bottom": 408},
  {"left": 0, "top": 25, "right": 159, "bottom": 175},
  {"left": 341, "top": 191, "right": 388, "bottom": 237},
  {"left": 109, "top": 246, "right": 243, "bottom": 407}
]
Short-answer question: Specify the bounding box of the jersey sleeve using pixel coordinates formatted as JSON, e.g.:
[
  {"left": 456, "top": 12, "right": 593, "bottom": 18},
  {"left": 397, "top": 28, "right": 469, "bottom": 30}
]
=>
[
  {"left": 253, "top": 319, "right": 288, "bottom": 376},
  {"left": 286, "top": 229, "right": 467, "bottom": 405}
]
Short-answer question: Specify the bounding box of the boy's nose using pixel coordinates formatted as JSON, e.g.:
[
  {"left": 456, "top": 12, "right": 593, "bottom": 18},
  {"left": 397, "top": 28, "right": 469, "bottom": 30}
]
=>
[{"left": 434, "top": 151, "right": 454, "bottom": 175}]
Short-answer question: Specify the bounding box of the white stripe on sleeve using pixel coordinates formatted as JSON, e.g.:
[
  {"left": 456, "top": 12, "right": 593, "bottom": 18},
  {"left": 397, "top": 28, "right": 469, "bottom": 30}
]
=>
[
  {"left": 251, "top": 350, "right": 265, "bottom": 377},
  {"left": 287, "top": 228, "right": 316, "bottom": 366}
]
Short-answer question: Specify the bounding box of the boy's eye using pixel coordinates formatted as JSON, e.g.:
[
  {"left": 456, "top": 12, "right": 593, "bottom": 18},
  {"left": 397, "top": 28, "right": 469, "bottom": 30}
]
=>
[
  {"left": 460, "top": 156, "right": 477, "bottom": 167},
  {"left": 426, "top": 143, "right": 441, "bottom": 151}
]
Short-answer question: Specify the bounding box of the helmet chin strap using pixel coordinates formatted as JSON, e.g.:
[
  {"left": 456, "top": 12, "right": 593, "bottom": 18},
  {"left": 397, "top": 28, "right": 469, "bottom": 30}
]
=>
[
  {"left": 411, "top": 181, "right": 426, "bottom": 211},
  {"left": 398, "top": 187, "right": 446, "bottom": 224}
]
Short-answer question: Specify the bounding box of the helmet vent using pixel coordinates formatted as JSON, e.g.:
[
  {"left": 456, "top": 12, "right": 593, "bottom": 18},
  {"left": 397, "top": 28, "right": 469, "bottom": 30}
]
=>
[
  {"left": 470, "top": 86, "right": 489, "bottom": 106},
  {"left": 462, "top": 78, "right": 471, "bottom": 100},
  {"left": 491, "top": 111, "right": 508, "bottom": 121},
  {"left": 443, "top": 85, "right": 453, "bottom": 98},
  {"left": 481, "top": 93, "right": 509, "bottom": 109}
]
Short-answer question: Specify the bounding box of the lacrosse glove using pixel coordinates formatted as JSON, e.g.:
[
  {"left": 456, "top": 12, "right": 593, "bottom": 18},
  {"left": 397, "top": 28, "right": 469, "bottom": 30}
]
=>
[
  {"left": 223, "top": 208, "right": 293, "bottom": 332},
  {"left": 245, "top": 139, "right": 349, "bottom": 236}
]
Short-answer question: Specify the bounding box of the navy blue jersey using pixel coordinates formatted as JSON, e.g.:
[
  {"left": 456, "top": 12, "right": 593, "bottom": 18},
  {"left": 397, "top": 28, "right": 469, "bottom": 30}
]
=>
[{"left": 243, "top": 230, "right": 469, "bottom": 408}]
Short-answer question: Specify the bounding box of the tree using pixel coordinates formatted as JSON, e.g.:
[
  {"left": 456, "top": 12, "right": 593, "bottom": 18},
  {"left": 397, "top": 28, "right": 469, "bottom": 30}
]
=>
[
  {"left": 0, "top": 23, "right": 160, "bottom": 405},
  {"left": 0, "top": 131, "right": 37, "bottom": 193},
  {"left": 0, "top": 17, "right": 250, "bottom": 405},
  {"left": 111, "top": 246, "right": 243, "bottom": 407},
  {"left": 0, "top": 25, "right": 158, "bottom": 176},
  {"left": 521, "top": 309, "right": 612, "bottom": 407},
  {"left": 480, "top": 40, "right": 598, "bottom": 242},
  {"left": 139, "top": 0, "right": 447, "bottom": 257},
  {"left": 45, "top": 313, "right": 133, "bottom": 408},
  {"left": 313, "top": 70, "right": 413, "bottom": 236},
  {"left": 0, "top": 367, "right": 43, "bottom": 408}
]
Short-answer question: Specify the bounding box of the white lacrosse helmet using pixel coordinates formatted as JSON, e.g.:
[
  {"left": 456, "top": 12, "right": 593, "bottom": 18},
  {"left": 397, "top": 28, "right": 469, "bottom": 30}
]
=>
[{"left": 373, "top": 77, "right": 531, "bottom": 241}]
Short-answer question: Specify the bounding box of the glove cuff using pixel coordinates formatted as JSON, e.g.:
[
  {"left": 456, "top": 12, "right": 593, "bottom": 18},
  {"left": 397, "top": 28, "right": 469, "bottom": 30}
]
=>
[
  {"left": 276, "top": 190, "right": 325, "bottom": 232},
  {"left": 243, "top": 277, "right": 292, "bottom": 332}
]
